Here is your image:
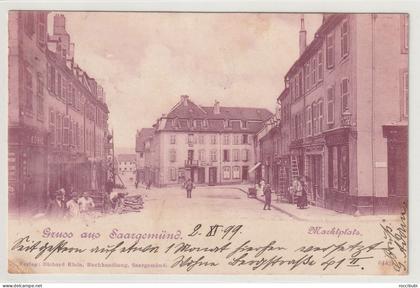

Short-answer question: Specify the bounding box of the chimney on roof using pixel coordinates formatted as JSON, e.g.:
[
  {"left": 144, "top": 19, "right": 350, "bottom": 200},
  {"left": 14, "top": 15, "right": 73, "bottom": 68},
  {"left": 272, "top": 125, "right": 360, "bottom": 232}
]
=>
[
  {"left": 53, "top": 14, "right": 66, "bottom": 35},
  {"left": 299, "top": 14, "right": 307, "bottom": 56},
  {"left": 214, "top": 100, "right": 220, "bottom": 114},
  {"left": 180, "top": 95, "right": 189, "bottom": 106}
]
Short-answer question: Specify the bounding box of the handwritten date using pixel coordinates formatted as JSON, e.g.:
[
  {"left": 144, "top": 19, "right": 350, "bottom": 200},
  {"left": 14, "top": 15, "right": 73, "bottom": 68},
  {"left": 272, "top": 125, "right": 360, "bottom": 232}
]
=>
[{"left": 188, "top": 224, "right": 242, "bottom": 240}]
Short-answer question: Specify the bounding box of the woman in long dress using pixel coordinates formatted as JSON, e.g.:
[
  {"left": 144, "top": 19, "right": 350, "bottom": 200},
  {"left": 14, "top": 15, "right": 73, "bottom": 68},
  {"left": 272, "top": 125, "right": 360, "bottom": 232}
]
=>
[{"left": 297, "top": 177, "right": 308, "bottom": 209}]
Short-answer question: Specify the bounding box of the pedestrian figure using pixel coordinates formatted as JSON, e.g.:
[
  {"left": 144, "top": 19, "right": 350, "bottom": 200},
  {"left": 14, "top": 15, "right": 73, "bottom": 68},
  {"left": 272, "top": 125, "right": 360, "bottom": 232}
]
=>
[
  {"left": 146, "top": 179, "right": 152, "bottom": 190},
  {"left": 184, "top": 178, "right": 194, "bottom": 198},
  {"left": 46, "top": 189, "right": 65, "bottom": 219},
  {"left": 78, "top": 191, "right": 95, "bottom": 213},
  {"left": 135, "top": 170, "right": 140, "bottom": 189},
  {"left": 103, "top": 190, "right": 112, "bottom": 214},
  {"left": 292, "top": 178, "right": 302, "bottom": 204},
  {"left": 297, "top": 176, "right": 308, "bottom": 209},
  {"left": 105, "top": 179, "right": 113, "bottom": 194},
  {"left": 66, "top": 192, "right": 80, "bottom": 218},
  {"left": 263, "top": 183, "right": 272, "bottom": 210}
]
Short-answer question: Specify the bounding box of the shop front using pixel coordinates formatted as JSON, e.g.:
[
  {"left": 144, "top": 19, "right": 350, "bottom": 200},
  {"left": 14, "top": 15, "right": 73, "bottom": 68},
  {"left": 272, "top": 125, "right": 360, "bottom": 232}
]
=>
[
  {"left": 303, "top": 142, "right": 325, "bottom": 207},
  {"left": 8, "top": 126, "right": 48, "bottom": 215},
  {"left": 324, "top": 128, "right": 350, "bottom": 213},
  {"left": 383, "top": 123, "right": 408, "bottom": 214}
]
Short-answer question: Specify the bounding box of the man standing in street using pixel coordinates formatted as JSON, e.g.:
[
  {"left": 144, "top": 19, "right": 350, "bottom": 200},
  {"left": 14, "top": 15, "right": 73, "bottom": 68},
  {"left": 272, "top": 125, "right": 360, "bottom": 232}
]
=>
[
  {"left": 263, "top": 183, "right": 272, "bottom": 210},
  {"left": 184, "top": 178, "right": 194, "bottom": 198}
]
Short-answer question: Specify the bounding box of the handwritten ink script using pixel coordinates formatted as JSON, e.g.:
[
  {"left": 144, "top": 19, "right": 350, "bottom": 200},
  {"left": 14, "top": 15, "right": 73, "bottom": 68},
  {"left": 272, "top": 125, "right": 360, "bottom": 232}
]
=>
[
  {"left": 9, "top": 223, "right": 400, "bottom": 274},
  {"left": 380, "top": 202, "right": 408, "bottom": 272}
]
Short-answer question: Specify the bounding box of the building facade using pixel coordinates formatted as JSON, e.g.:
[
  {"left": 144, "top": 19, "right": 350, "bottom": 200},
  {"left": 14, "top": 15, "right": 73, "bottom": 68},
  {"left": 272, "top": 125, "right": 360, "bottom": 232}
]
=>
[
  {"left": 137, "top": 95, "right": 272, "bottom": 187},
  {"left": 276, "top": 14, "right": 408, "bottom": 214},
  {"left": 8, "top": 12, "right": 110, "bottom": 215},
  {"left": 117, "top": 154, "right": 137, "bottom": 174},
  {"left": 135, "top": 128, "right": 154, "bottom": 184}
]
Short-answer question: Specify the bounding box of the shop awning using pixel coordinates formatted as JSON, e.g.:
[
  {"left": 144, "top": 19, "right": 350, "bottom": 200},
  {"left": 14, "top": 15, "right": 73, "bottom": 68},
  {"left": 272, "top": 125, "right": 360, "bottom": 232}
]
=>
[{"left": 248, "top": 162, "right": 261, "bottom": 173}]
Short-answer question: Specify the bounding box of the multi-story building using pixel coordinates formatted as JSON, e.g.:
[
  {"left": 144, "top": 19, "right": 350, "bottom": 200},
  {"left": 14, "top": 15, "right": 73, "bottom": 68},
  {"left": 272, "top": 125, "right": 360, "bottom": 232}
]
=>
[
  {"left": 278, "top": 14, "right": 408, "bottom": 214},
  {"left": 117, "top": 154, "right": 137, "bottom": 174},
  {"left": 8, "top": 12, "right": 110, "bottom": 215},
  {"left": 139, "top": 95, "right": 272, "bottom": 186},
  {"left": 135, "top": 128, "right": 154, "bottom": 184},
  {"left": 117, "top": 154, "right": 137, "bottom": 185},
  {"left": 255, "top": 109, "right": 281, "bottom": 190}
]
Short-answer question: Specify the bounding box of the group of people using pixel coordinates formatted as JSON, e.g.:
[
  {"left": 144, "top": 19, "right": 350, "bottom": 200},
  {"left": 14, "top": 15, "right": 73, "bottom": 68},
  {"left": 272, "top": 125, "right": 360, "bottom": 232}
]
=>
[
  {"left": 46, "top": 188, "right": 95, "bottom": 219},
  {"left": 257, "top": 175, "right": 309, "bottom": 210}
]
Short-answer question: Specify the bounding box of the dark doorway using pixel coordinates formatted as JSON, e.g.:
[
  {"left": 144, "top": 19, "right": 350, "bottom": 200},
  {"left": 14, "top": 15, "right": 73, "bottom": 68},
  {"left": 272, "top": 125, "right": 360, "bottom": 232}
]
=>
[
  {"left": 311, "top": 155, "right": 323, "bottom": 203},
  {"left": 198, "top": 167, "right": 205, "bottom": 184},
  {"left": 388, "top": 142, "right": 408, "bottom": 197},
  {"left": 209, "top": 167, "right": 217, "bottom": 186},
  {"left": 383, "top": 125, "right": 408, "bottom": 214},
  {"left": 242, "top": 166, "right": 248, "bottom": 181}
]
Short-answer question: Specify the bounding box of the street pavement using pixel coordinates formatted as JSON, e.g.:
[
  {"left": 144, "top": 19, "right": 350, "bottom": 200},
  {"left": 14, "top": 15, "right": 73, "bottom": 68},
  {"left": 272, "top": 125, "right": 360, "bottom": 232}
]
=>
[
  {"left": 104, "top": 182, "right": 294, "bottom": 223},
  {"left": 94, "top": 182, "right": 399, "bottom": 224}
]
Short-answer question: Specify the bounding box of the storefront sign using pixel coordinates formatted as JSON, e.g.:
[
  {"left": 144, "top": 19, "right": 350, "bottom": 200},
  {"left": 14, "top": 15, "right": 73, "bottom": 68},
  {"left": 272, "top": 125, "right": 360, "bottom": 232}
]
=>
[{"left": 325, "top": 128, "right": 349, "bottom": 146}]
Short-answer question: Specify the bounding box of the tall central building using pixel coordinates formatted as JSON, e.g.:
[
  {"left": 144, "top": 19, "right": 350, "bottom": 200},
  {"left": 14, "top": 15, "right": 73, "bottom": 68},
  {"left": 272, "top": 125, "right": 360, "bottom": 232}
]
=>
[{"left": 136, "top": 95, "right": 272, "bottom": 186}]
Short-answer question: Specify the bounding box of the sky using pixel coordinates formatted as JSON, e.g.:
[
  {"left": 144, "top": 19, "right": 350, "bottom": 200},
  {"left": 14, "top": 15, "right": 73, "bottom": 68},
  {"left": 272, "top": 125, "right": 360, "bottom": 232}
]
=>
[{"left": 49, "top": 12, "right": 322, "bottom": 151}]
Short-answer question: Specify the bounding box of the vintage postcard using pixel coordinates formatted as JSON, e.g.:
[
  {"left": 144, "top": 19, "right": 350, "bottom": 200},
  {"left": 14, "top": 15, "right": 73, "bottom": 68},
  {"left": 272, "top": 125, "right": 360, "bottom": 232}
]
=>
[{"left": 6, "top": 10, "right": 409, "bottom": 276}]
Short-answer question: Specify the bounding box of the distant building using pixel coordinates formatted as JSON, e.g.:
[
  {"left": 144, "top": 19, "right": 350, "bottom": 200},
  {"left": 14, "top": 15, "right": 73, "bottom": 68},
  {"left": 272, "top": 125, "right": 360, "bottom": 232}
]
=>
[
  {"left": 275, "top": 14, "right": 408, "bottom": 214},
  {"left": 137, "top": 95, "right": 272, "bottom": 186},
  {"left": 117, "top": 154, "right": 137, "bottom": 175},
  {"left": 8, "top": 12, "right": 110, "bottom": 214}
]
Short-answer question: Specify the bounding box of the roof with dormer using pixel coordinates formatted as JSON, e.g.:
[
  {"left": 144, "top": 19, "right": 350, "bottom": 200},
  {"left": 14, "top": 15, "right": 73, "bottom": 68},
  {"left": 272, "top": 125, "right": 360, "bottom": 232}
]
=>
[
  {"left": 158, "top": 96, "right": 273, "bottom": 133},
  {"left": 135, "top": 128, "right": 155, "bottom": 152}
]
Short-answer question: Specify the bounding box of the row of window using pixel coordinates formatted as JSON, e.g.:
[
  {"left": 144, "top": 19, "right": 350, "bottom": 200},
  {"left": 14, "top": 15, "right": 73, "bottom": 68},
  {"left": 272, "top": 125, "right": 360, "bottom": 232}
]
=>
[
  {"left": 167, "top": 166, "right": 245, "bottom": 181},
  {"left": 169, "top": 119, "right": 249, "bottom": 130},
  {"left": 23, "top": 12, "right": 47, "bottom": 48},
  {"left": 169, "top": 149, "right": 250, "bottom": 163},
  {"left": 48, "top": 108, "right": 104, "bottom": 157},
  {"left": 23, "top": 66, "right": 44, "bottom": 121},
  {"left": 119, "top": 161, "right": 136, "bottom": 165},
  {"left": 49, "top": 109, "right": 83, "bottom": 150},
  {"left": 169, "top": 134, "right": 251, "bottom": 145},
  {"left": 291, "top": 78, "right": 349, "bottom": 140},
  {"left": 289, "top": 18, "right": 350, "bottom": 102},
  {"left": 170, "top": 118, "right": 209, "bottom": 129},
  {"left": 46, "top": 63, "right": 107, "bottom": 128},
  {"left": 119, "top": 167, "right": 135, "bottom": 171}
]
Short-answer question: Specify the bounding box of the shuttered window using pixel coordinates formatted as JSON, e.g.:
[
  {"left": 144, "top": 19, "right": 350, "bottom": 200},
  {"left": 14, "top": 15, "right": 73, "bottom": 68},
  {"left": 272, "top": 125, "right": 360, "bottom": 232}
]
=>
[
  {"left": 326, "top": 32, "right": 335, "bottom": 69},
  {"left": 327, "top": 86, "right": 335, "bottom": 124},
  {"left": 341, "top": 78, "right": 350, "bottom": 113},
  {"left": 341, "top": 19, "right": 349, "bottom": 58}
]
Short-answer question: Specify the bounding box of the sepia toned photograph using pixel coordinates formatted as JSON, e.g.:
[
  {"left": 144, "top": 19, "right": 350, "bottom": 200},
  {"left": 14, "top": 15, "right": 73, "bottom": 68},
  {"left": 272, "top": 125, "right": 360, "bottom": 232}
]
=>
[{"left": 6, "top": 9, "right": 409, "bottom": 276}]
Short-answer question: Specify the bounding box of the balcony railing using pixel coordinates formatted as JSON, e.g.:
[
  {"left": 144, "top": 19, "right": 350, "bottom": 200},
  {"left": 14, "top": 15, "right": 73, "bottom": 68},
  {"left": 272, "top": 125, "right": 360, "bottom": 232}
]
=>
[
  {"left": 341, "top": 111, "right": 352, "bottom": 127},
  {"left": 184, "top": 159, "right": 199, "bottom": 167}
]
